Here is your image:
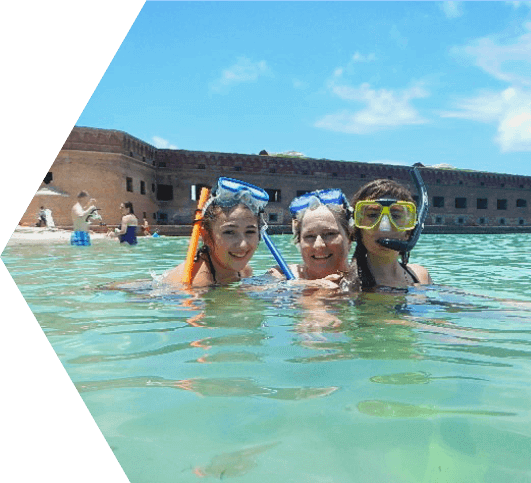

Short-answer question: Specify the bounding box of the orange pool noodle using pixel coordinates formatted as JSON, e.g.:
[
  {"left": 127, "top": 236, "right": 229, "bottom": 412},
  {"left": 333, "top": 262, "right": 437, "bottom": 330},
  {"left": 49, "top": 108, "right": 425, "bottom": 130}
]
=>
[{"left": 182, "top": 187, "right": 211, "bottom": 284}]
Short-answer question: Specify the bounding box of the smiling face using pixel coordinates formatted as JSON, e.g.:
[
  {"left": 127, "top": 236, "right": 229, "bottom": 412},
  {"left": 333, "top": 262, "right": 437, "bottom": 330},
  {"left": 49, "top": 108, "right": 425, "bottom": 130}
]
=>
[
  {"left": 298, "top": 205, "right": 351, "bottom": 279},
  {"left": 202, "top": 204, "right": 260, "bottom": 276}
]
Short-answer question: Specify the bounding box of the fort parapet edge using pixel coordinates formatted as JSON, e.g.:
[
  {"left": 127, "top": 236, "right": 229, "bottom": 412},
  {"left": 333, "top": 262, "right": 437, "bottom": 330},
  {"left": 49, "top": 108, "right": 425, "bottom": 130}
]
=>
[{"left": 19, "top": 126, "right": 531, "bottom": 235}]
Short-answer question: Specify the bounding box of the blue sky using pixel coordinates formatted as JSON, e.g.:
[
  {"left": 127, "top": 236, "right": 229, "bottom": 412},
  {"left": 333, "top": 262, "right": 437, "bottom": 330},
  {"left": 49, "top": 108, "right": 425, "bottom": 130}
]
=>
[{"left": 77, "top": 1, "right": 531, "bottom": 176}]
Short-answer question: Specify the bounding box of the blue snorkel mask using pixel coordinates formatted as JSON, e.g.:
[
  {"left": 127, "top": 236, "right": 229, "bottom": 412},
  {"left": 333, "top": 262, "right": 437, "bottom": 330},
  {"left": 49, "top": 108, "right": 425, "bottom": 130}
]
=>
[
  {"left": 205, "top": 177, "right": 295, "bottom": 280},
  {"left": 289, "top": 188, "right": 354, "bottom": 227},
  {"left": 203, "top": 177, "right": 269, "bottom": 215},
  {"left": 376, "top": 167, "right": 429, "bottom": 263}
]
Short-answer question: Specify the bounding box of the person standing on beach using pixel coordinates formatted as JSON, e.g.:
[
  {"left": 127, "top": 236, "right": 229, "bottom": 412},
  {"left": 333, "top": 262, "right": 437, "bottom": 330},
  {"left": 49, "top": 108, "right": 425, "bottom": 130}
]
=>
[{"left": 71, "top": 191, "right": 97, "bottom": 246}]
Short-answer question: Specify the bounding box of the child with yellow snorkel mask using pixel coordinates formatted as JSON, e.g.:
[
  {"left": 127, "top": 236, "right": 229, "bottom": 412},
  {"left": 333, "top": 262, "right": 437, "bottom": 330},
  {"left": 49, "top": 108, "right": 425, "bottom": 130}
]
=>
[{"left": 351, "top": 170, "right": 432, "bottom": 290}]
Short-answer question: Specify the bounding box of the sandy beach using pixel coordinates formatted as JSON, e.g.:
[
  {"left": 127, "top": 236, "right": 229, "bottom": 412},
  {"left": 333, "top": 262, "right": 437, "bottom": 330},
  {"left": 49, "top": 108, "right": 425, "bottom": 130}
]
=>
[{"left": 7, "top": 226, "right": 110, "bottom": 245}]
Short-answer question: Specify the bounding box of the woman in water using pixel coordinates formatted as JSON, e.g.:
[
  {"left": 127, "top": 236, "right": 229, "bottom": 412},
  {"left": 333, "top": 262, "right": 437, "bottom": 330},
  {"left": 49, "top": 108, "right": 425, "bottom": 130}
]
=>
[
  {"left": 163, "top": 178, "right": 268, "bottom": 287},
  {"left": 350, "top": 178, "right": 432, "bottom": 289},
  {"left": 269, "top": 189, "right": 353, "bottom": 281},
  {"left": 109, "top": 201, "right": 138, "bottom": 245}
]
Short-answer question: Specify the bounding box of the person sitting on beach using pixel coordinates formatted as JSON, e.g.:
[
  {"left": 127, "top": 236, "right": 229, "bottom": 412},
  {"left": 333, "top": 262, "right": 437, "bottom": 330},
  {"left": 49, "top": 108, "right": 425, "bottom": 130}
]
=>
[
  {"left": 108, "top": 202, "right": 138, "bottom": 245},
  {"left": 268, "top": 189, "right": 353, "bottom": 282},
  {"left": 37, "top": 206, "right": 47, "bottom": 227},
  {"left": 162, "top": 178, "right": 268, "bottom": 287},
  {"left": 71, "top": 191, "right": 97, "bottom": 246},
  {"left": 350, "top": 179, "right": 432, "bottom": 289}
]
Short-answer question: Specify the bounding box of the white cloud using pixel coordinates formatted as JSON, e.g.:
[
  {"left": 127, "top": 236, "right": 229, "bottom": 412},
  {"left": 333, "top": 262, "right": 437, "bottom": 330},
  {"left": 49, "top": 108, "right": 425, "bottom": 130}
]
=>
[
  {"left": 445, "top": 23, "right": 531, "bottom": 151},
  {"left": 315, "top": 82, "right": 429, "bottom": 134},
  {"left": 440, "top": 1, "right": 464, "bottom": 19},
  {"left": 442, "top": 87, "right": 531, "bottom": 152},
  {"left": 151, "top": 136, "right": 178, "bottom": 149},
  {"left": 452, "top": 23, "right": 531, "bottom": 87},
  {"left": 210, "top": 57, "right": 271, "bottom": 92}
]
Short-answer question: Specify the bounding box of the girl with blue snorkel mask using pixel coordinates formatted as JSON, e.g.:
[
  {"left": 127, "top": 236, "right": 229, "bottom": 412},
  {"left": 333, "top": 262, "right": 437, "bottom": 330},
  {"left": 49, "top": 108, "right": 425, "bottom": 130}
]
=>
[
  {"left": 163, "top": 178, "right": 268, "bottom": 287},
  {"left": 351, "top": 178, "right": 432, "bottom": 290}
]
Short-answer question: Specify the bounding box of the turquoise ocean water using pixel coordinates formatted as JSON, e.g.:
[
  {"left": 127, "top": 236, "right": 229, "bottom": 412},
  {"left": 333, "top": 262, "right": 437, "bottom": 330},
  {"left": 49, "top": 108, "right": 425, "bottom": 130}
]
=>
[{"left": 2, "top": 233, "right": 531, "bottom": 482}]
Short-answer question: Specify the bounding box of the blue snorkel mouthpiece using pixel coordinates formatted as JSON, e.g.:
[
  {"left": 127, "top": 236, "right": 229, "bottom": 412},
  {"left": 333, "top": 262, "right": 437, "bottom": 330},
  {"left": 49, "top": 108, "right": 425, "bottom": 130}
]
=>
[{"left": 377, "top": 167, "right": 429, "bottom": 262}]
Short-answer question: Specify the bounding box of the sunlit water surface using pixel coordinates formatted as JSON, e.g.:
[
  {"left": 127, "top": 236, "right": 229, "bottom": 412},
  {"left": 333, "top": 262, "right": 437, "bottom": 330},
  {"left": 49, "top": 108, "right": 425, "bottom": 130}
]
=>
[{"left": 2, "top": 233, "right": 531, "bottom": 482}]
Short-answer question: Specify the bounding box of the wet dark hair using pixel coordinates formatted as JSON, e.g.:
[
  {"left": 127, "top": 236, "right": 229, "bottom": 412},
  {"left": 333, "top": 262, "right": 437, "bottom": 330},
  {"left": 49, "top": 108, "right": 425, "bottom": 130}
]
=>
[
  {"left": 123, "top": 201, "right": 134, "bottom": 214},
  {"left": 77, "top": 191, "right": 89, "bottom": 199},
  {"left": 350, "top": 179, "right": 415, "bottom": 289}
]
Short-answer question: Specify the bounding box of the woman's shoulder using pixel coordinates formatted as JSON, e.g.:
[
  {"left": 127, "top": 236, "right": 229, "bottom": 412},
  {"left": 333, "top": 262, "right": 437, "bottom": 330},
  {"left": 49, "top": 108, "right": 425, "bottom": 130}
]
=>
[
  {"left": 122, "top": 214, "right": 137, "bottom": 224},
  {"left": 162, "top": 260, "right": 212, "bottom": 287},
  {"left": 408, "top": 263, "right": 433, "bottom": 284}
]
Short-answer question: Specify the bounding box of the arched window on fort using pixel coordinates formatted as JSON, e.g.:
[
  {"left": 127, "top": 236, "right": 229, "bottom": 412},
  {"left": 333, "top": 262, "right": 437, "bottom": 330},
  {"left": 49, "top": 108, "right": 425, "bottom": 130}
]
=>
[
  {"left": 517, "top": 199, "right": 527, "bottom": 208},
  {"left": 43, "top": 172, "right": 53, "bottom": 184},
  {"left": 519, "top": 218, "right": 525, "bottom": 225}
]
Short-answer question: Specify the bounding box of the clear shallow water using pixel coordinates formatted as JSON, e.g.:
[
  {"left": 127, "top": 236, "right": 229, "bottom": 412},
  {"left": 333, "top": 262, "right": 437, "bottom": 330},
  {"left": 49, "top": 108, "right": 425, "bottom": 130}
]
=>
[{"left": 2, "top": 233, "right": 531, "bottom": 482}]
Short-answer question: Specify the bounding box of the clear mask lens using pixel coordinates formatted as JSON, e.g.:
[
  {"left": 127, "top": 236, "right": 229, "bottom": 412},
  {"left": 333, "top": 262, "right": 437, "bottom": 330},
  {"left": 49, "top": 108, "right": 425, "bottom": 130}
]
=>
[{"left": 354, "top": 199, "right": 417, "bottom": 231}]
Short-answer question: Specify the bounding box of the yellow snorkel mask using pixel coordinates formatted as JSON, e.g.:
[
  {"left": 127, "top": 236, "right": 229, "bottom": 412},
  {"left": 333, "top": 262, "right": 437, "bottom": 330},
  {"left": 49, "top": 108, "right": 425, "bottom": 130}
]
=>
[{"left": 354, "top": 198, "right": 417, "bottom": 232}]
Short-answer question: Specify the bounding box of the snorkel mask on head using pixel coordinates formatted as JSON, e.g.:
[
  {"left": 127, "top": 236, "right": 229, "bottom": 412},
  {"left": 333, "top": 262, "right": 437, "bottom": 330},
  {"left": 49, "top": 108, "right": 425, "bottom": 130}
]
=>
[
  {"left": 289, "top": 188, "right": 354, "bottom": 226},
  {"left": 203, "top": 177, "right": 295, "bottom": 280},
  {"left": 203, "top": 177, "right": 269, "bottom": 215},
  {"left": 357, "top": 167, "right": 428, "bottom": 263}
]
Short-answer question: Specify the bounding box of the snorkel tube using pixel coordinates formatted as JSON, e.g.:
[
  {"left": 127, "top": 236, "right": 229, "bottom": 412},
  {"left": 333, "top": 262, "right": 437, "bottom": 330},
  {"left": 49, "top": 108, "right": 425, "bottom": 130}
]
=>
[
  {"left": 261, "top": 227, "right": 295, "bottom": 280},
  {"left": 182, "top": 187, "right": 211, "bottom": 285},
  {"left": 377, "top": 167, "right": 429, "bottom": 263}
]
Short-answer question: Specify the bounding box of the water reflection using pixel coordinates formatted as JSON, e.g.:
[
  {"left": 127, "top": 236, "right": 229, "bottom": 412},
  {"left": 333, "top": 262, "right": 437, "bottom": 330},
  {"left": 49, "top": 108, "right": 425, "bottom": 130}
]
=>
[
  {"left": 193, "top": 442, "right": 279, "bottom": 479},
  {"left": 370, "top": 371, "right": 487, "bottom": 385},
  {"left": 354, "top": 400, "right": 516, "bottom": 418},
  {"left": 76, "top": 375, "right": 338, "bottom": 400}
]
